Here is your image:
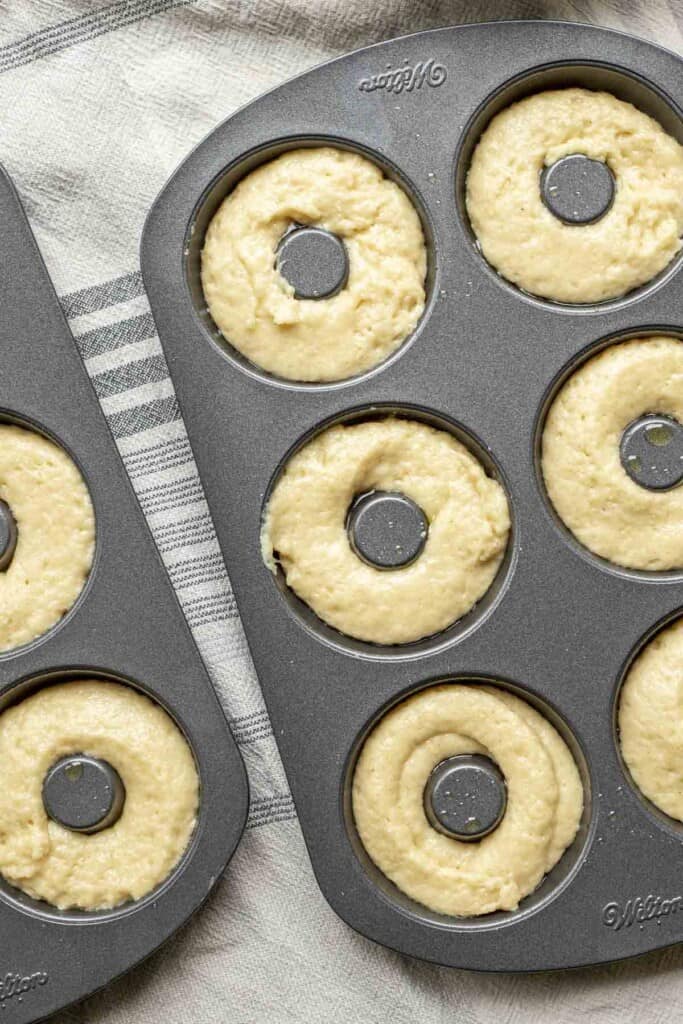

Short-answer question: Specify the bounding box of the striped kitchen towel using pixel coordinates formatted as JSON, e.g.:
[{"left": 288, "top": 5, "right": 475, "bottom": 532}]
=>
[{"left": 1, "top": 1, "right": 682, "bottom": 1022}]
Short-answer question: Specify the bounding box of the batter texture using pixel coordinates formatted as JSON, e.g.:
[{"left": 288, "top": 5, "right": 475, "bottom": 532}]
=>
[
  {"left": 352, "top": 683, "right": 583, "bottom": 917},
  {"left": 201, "top": 147, "right": 427, "bottom": 381},
  {"left": 620, "top": 617, "right": 683, "bottom": 821},
  {"left": 466, "top": 88, "right": 683, "bottom": 303},
  {"left": 542, "top": 336, "right": 683, "bottom": 571},
  {"left": 0, "top": 424, "right": 94, "bottom": 652},
  {"left": 261, "top": 418, "right": 510, "bottom": 645},
  {"left": 0, "top": 680, "right": 198, "bottom": 910}
]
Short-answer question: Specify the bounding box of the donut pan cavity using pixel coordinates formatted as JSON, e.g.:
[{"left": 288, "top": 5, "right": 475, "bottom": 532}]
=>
[
  {"left": 141, "top": 21, "right": 683, "bottom": 971},
  {"left": 0, "top": 167, "right": 248, "bottom": 1023}
]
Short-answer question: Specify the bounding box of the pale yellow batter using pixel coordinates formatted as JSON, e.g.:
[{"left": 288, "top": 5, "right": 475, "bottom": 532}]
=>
[
  {"left": 466, "top": 88, "right": 683, "bottom": 303},
  {"left": 619, "top": 617, "right": 683, "bottom": 821},
  {"left": 0, "top": 680, "right": 198, "bottom": 910},
  {"left": 261, "top": 418, "right": 510, "bottom": 645},
  {"left": 352, "top": 683, "right": 583, "bottom": 917},
  {"left": 0, "top": 424, "right": 94, "bottom": 652},
  {"left": 541, "top": 336, "right": 683, "bottom": 571},
  {"left": 201, "top": 147, "right": 427, "bottom": 382}
]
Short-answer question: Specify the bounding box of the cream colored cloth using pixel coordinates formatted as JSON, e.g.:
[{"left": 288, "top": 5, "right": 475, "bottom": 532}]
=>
[{"left": 0, "top": 0, "right": 681, "bottom": 1021}]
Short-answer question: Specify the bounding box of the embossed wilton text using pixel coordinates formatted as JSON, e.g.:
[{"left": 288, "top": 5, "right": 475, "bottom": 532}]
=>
[
  {"left": 602, "top": 894, "right": 683, "bottom": 930},
  {"left": 0, "top": 971, "right": 48, "bottom": 1005},
  {"left": 358, "top": 59, "right": 447, "bottom": 95}
]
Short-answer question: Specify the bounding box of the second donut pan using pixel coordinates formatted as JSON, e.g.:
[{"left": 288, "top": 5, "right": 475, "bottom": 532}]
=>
[
  {"left": 0, "top": 167, "right": 248, "bottom": 1023},
  {"left": 141, "top": 22, "right": 683, "bottom": 970}
]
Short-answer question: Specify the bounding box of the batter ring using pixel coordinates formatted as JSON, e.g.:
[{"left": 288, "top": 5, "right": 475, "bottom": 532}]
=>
[
  {"left": 261, "top": 417, "right": 510, "bottom": 645},
  {"left": 466, "top": 88, "right": 683, "bottom": 303},
  {"left": 619, "top": 617, "right": 683, "bottom": 821},
  {"left": 541, "top": 336, "right": 683, "bottom": 571},
  {"left": 0, "top": 423, "right": 95, "bottom": 652},
  {"left": 0, "top": 680, "right": 199, "bottom": 910},
  {"left": 201, "top": 146, "right": 427, "bottom": 382},
  {"left": 352, "top": 683, "right": 583, "bottom": 917}
]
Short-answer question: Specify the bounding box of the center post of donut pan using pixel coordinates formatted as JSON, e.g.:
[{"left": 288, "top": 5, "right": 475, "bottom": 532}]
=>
[
  {"left": 276, "top": 226, "right": 349, "bottom": 300},
  {"left": 347, "top": 491, "right": 428, "bottom": 569},
  {"left": 424, "top": 755, "right": 507, "bottom": 840},
  {"left": 620, "top": 414, "right": 683, "bottom": 490},
  {"left": 141, "top": 20, "right": 683, "bottom": 972},
  {"left": 43, "top": 755, "right": 125, "bottom": 834},
  {"left": 0, "top": 499, "right": 17, "bottom": 572},
  {"left": 540, "top": 154, "right": 615, "bottom": 225}
]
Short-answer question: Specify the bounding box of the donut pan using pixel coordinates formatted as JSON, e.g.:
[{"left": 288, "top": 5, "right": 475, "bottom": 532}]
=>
[
  {"left": 141, "top": 21, "right": 683, "bottom": 971},
  {"left": 0, "top": 165, "right": 248, "bottom": 1024}
]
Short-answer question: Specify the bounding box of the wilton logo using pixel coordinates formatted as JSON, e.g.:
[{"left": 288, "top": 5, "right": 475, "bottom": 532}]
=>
[
  {"left": 602, "top": 894, "right": 683, "bottom": 931},
  {"left": 0, "top": 971, "right": 48, "bottom": 1008},
  {"left": 358, "top": 59, "right": 447, "bottom": 95}
]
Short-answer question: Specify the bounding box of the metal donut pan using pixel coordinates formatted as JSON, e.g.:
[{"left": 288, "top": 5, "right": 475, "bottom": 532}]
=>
[
  {"left": 0, "top": 165, "right": 249, "bottom": 1023},
  {"left": 141, "top": 21, "right": 683, "bottom": 971}
]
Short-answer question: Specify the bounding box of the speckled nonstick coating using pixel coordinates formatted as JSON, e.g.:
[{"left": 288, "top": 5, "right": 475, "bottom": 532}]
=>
[
  {"left": 0, "top": 166, "right": 248, "bottom": 1023},
  {"left": 141, "top": 21, "right": 683, "bottom": 971}
]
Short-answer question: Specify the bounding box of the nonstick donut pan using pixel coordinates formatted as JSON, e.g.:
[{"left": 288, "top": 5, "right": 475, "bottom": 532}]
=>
[
  {"left": 141, "top": 21, "right": 683, "bottom": 971},
  {"left": 0, "top": 165, "right": 248, "bottom": 1023}
]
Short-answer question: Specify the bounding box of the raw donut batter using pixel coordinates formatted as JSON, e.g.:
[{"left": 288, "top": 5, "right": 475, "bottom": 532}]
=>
[
  {"left": 261, "top": 418, "right": 510, "bottom": 645},
  {"left": 619, "top": 617, "right": 683, "bottom": 820},
  {"left": 0, "top": 680, "right": 198, "bottom": 910},
  {"left": 352, "top": 683, "right": 583, "bottom": 917},
  {"left": 201, "top": 147, "right": 427, "bottom": 381},
  {"left": 466, "top": 88, "right": 683, "bottom": 303},
  {"left": 541, "top": 336, "right": 683, "bottom": 571},
  {"left": 0, "top": 423, "right": 94, "bottom": 652}
]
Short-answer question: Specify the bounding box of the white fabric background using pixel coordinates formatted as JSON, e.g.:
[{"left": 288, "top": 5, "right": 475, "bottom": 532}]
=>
[{"left": 0, "top": 1, "right": 681, "bottom": 1021}]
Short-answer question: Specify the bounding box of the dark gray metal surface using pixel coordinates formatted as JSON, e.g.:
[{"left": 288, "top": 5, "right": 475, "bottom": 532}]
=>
[
  {"left": 0, "top": 167, "right": 248, "bottom": 1023},
  {"left": 141, "top": 21, "right": 683, "bottom": 971}
]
